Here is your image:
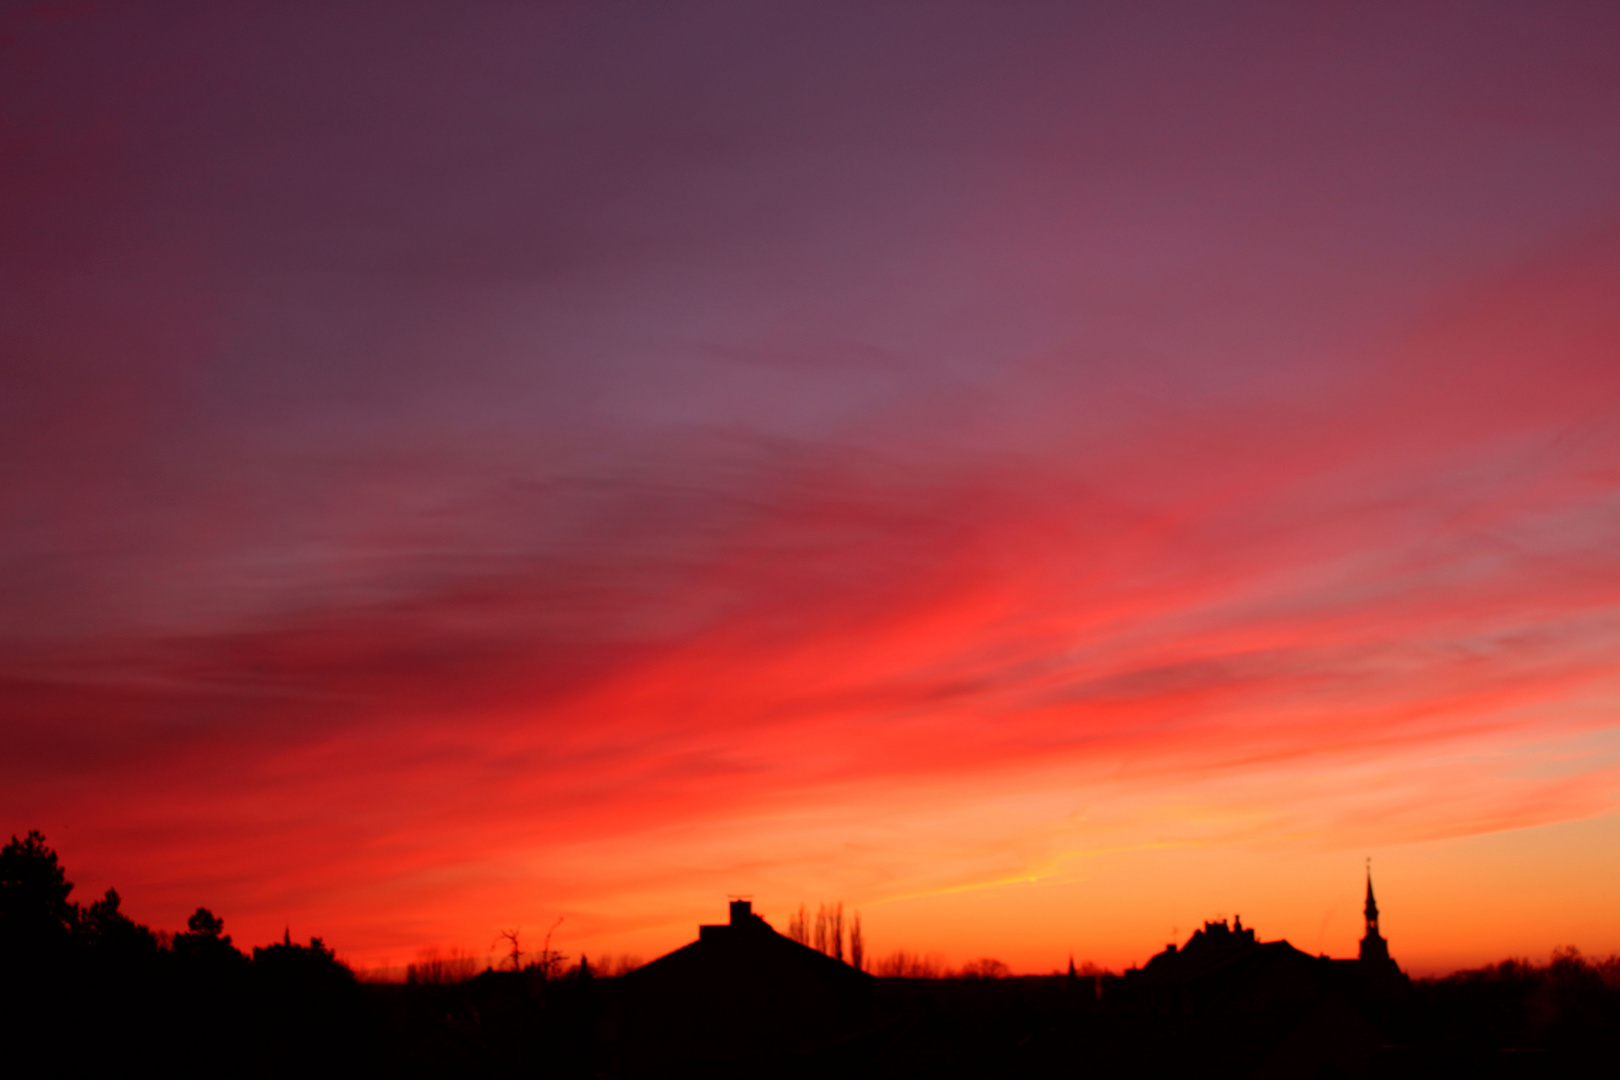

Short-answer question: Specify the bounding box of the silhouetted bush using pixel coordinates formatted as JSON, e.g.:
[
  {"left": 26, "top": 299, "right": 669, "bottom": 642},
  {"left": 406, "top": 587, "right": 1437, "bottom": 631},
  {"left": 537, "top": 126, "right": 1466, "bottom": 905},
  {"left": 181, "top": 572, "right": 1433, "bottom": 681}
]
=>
[
  {"left": 1392, "top": 946, "right": 1620, "bottom": 1074},
  {"left": 405, "top": 945, "right": 481, "bottom": 984},
  {"left": 875, "top": 949, "right": 948, "bottom": 977},
  {"left": 595, "top": 952, "right": 644, "bottom": 976},
  {"left": 250, "top": 932, "right": 366, "bottom": 1072}
]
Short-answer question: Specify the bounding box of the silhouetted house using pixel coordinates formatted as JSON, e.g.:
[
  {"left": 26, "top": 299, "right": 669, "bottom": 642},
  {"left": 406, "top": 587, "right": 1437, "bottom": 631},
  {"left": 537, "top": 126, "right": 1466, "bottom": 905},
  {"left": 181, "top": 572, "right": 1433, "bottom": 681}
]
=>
[
  {"left": 618, "top": 899, "right": 873, "bottom": 1076},
  {"left": 1115, "top": 878, "right": 1409, "bottom": 1080}
]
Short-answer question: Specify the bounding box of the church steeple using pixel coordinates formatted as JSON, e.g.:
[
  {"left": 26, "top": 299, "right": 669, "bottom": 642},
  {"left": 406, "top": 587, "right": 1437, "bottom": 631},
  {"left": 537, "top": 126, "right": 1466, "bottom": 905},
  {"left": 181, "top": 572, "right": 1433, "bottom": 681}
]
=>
[{"left": 1359, "top": 859, "right": 1389, "bottom": 962}]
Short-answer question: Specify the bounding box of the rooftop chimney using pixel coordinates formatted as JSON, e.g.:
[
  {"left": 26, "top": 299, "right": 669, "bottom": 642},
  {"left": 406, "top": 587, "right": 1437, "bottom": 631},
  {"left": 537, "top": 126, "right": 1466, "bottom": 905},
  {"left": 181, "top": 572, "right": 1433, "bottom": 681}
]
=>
[{"left": 729, "top": 899, "right": 752, "bottom": 925}]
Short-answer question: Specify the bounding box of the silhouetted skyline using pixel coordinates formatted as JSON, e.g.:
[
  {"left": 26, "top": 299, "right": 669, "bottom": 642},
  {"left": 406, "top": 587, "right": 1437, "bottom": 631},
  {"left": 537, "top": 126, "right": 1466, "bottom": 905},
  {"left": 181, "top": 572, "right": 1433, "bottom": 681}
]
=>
[{"left": 7, "top": 834, "right": 1616, "bottom": 1076}]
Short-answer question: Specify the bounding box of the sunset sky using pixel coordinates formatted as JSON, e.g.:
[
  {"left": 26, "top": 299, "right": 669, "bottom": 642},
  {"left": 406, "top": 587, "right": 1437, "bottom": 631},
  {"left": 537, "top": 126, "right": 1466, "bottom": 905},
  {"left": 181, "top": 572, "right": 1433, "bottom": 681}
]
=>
[{"left": 4, "top": 1, "right": 1620, "bottom": 977}]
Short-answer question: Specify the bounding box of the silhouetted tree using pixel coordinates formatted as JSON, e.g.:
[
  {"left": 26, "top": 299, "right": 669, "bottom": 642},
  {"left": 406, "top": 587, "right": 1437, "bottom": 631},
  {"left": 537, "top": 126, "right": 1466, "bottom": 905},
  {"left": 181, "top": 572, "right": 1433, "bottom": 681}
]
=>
[
  {"left": 188, "top": 906, "right": 224, "bottom": 936},
  {"left": 849, "top": 911, "right": 864, "bottom": 971},
  {"left": 171, "top": 905, "right": 246, "bottom": 967},
  {"left": 0, "top": 831, "right": 84, "bottom": 1074},
  {"left": 250, "top": 931, "right": 364, "bottom": 1072},
  {"left": 79, "top": 887, "right": 159, "bottom": 961},
  {"left": 497, "top": 927, "right": 523, "bottom": 971},
  {"left": 0, "top": 830, "right": 78, "bottom": 962},
  {"left": 0, "top": 832, "right": 395, "bottom": 1076},
  {"left": 813, "top": 902, "right": 848, "bottom": 958},
  {"left": 528, "top": 916, "right": 566, "bottom": 982},
  {"left": 598, "top": 952, "right": 644, "bottom": 975},
  {"left": 806, "top": 901, "right": 849, "bottom": 960},
  {"left": 876, "top": 950, "right": 946, "bottom": 977},
  {"left": 167, "top": 905, "right": 251, "bottom": 1071}
]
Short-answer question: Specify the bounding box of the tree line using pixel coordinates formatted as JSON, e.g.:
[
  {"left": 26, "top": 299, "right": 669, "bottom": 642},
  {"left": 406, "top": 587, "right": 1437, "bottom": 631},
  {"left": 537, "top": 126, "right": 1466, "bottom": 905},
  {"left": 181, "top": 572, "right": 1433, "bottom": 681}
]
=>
[
  {"left": 1, "top": 829, "right": 368, "bottom": 1075},
  {"left": 783, "top": 900, "right": 1023, "bottom": 979},
  {"left": 785, "top": 901, "right": 866, "bottom": 970}
]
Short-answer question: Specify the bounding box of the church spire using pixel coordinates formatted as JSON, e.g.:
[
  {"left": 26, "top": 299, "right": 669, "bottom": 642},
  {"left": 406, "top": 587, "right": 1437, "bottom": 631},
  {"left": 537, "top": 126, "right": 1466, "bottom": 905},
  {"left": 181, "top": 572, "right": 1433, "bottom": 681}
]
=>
[
  {"left": 1364, "top": 861, "right": 1378, "bottom": 929},
  {"left": 1359, "top": 858, "right": 1389, "bottom": 963}
]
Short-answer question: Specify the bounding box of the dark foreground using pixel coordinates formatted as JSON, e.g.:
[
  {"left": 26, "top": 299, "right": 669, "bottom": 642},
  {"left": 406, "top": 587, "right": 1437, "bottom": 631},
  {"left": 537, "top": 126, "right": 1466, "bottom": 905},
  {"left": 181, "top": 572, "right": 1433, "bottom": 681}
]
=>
[
  {"left": 4, "top": 831, "right": 1618, "bottom": 1077},
  {"left": 6, "top": 957, "right": 1620, "bottom": 1078}
]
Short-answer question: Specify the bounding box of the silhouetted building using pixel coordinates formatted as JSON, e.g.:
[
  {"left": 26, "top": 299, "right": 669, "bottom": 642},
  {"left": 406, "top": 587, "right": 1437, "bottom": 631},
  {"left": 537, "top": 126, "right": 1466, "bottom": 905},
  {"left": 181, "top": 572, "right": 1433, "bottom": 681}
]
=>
[
  {"left": 1359, "top": 867, "right": 1388, "bottom": 963},
  {"left": 1115, "top": 885, "right": 1409, "bottom": 1079},
  {"left": 618, "top": 899, "right": 873, "bottom": 1076}
]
